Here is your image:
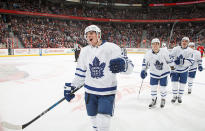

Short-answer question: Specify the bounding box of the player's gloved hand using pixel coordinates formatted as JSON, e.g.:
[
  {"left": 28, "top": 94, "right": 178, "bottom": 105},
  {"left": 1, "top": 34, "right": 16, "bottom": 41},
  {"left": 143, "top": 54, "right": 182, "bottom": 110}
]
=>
[
  {"left": 174, "top": 57, "right": 184, "bottom": 65},
  {"left": 140, "top": 70, "right": 147, "bottom": 79},
  {"left": 64, "top": 83, "right": 75, "bottom": 102},
  {"left": 109, "top": 58, "right": 126, "bottom": 73},
  {"left": 198, "top": 65, "right": 203, "bottom": 72}
]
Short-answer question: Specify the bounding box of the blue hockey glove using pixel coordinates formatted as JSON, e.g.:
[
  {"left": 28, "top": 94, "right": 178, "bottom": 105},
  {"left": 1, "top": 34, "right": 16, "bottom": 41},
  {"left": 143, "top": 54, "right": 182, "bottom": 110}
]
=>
[
  {"left": 174, "top": 56, "right": 184, "bottom": 65},
  {"left": 64, "top": 83, "right": 75, "bottom": 102},
  {"left": 198, "top": 65, "right": 203, "bottom": 72},
  {"left": 109, "top": 58, "right": 126, "bottom": 73},
  {"left": 140, "top": 70, "right": 147, "bottom": 79}
]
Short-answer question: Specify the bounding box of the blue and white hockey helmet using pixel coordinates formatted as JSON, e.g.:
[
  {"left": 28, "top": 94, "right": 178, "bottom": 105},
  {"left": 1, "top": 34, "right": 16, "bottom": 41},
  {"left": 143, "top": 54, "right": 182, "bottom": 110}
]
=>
[
  {"left": 151, "top": 38, "right": 160, "bottom": 44},
  {"left": 188, "top": 42, "right": 195, "bottom": 47},
  {"left": 84, "top": 25, "right": 101, "bottom": 40},
  {"left": 181, "top": 37, "right": 190, "bottom": 43}
]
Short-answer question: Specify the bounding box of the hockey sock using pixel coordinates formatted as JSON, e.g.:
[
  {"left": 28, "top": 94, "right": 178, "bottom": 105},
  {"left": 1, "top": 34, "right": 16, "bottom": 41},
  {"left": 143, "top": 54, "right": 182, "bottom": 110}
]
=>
[
  {"left": 90, "top": 116, "right": 98, "bottom": 131},
  {"left": 179, "top": 83, "right": 186, "bottom": 98},
  {"left": 172, "top": 82, "right": 178, "bottom": 97},
  {"left": 96, "top": 114, "right": 111, "bottom": 131},
  {"left": 150, "top": 85, "right": 157, "bottom": 100},
  {"left": 188, "top": 77, "right": 194, "bottom": 90},
  {"left": 160, "top": 86, "right": 167, "bottom": 99}
]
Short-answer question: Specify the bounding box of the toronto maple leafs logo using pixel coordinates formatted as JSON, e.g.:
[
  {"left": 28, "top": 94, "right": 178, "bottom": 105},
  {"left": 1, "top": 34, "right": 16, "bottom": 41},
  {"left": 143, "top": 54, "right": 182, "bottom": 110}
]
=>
[
  {"left": 154, "top": 60, "right": 163, "bottom": 70},
  {"left": 89, "top": 57, "right": 106, "bottom": 79}
]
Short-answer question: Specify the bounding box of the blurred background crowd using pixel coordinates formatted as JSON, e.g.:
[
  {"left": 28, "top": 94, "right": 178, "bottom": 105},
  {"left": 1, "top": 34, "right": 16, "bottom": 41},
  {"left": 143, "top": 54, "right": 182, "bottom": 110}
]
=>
[{"left": 0, "top": 0, "right": 205, "bottom": 49}]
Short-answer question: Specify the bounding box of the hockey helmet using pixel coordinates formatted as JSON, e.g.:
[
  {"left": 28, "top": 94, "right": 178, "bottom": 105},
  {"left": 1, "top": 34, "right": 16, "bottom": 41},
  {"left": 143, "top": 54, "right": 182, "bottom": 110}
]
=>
[
  {"left": 188, "top": 42, "right": 195, "bottom": 47},
  {"left": 84, "top": 25, "right": 101, "bottom": 40},
  {"left": 151, "top": 38, "right": 160, "bottom": 44},
  {"left": 181, "top": 37, "right": 190, "bottom": 43}
]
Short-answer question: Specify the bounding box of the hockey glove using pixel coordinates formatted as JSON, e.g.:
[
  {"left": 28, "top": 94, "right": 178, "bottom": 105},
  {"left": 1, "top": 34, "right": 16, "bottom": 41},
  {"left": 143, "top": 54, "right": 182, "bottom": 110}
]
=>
[
  {"left": 198, "top": 65, "right": 203, "bottom": 72},
  {"left": 174, "top": 57, "right": 184, "bottom": 65},
  {"left": 109, "top": 58, "right": 126, "bottom": 73},
  {"left": 140, "top": 70, "right": 147, "bottom": 79},
  {"left": 64, "top": 83, "right": 75, "bottom": 102}
]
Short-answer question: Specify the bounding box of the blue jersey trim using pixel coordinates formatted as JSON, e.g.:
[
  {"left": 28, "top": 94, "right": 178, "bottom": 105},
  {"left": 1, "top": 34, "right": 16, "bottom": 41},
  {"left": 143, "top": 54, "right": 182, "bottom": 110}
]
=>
[
  {"left": 150, "top": 71, "right": 170, "bottom": 78},
  {"left": 176, "top": 67, "right": 189, "bottom": 72},
  {"left": 100, "top": 40, "right": 106, "bottom": 46},
  {"left": 75, "top": 73, "right": 86, "bottom": 77},
  {"left": 76, "top": 68, "right": 86, "bottom": 72},
  {"left": 189, "top": 68, "right": 197, "bottom": 72},
  {"left": 84, "top": 84, "right": 117, "bottom": 92},
  {"left": 186, "top": 59, "right": 194, "bottom": 64}
]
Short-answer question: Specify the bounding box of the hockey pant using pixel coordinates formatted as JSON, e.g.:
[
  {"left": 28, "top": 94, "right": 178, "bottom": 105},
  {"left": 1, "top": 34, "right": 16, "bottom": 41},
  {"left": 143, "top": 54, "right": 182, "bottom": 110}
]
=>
[
  {"left": 150, "top": 77, "right": 167, "bottom": 99},
  {"left": 188, "top": 71, "right": 196, "bottom": 90},
  {"left": 171, "top": 71, "right": 188, "bottom": 97}
]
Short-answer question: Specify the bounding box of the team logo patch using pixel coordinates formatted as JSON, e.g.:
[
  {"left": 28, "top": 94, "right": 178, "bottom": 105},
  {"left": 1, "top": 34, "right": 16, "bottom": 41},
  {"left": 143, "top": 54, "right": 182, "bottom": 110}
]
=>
[
  {"left": 89, "top": 57, "right": 106, "bottom": 79},
  {"left": 154, "top": 60, "right": 163, "bottom": 70}
]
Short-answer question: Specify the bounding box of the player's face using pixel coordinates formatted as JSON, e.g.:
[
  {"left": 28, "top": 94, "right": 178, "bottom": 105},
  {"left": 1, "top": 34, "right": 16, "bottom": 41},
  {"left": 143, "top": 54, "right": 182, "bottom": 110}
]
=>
[
  {"left": 152, "top": 42, "right": 160, "bottom": 53},
  {"left": 181, "top": 40, "right": 188, "bottom": 48},
  {"left": 189, "top": 46, "right": 195, "bottom": 50},
  {"left": 86, "top": 31, "right": 99, "bottom": 46}
]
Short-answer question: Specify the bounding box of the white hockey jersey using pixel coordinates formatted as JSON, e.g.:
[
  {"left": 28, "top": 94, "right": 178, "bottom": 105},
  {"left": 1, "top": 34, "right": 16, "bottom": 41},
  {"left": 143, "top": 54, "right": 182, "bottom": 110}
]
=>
[
  {"left": 121, "top": 47, "right": 127, "bottom": 56},
  {"left": 142, "top": 48, "right": 174, "bottom": 79},
  {"left": 170, "top": 46, "right": 194, "bottom": 73},
  {"left": 71, "top": 41, "right": 134, "bottom": 95},
  {"left": 189, "top": 50, "right": 202, "bottom": 72}
]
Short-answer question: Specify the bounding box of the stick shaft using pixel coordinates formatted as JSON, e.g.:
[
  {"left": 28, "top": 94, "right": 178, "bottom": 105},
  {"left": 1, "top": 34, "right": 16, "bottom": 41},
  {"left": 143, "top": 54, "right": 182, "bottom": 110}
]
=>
[
  {"left": 138, "top": 79, "right": 144, "bottom": 95},
  {"left": 22, "top": 87, "right": 81, "bottom": 129},
  {"left": 1, "top": 86, "right": 82, "bottom": 130}
]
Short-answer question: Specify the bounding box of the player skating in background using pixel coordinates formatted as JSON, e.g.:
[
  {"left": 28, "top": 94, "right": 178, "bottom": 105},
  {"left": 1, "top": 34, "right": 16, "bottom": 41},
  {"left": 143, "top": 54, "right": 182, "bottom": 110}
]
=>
[
  {"left": 170, "top": 37, "right": 194, "bottom": 103},
  {"left": 63, "top": 25, "right": 134, "bottom": 131},
  {"left": 161, "top": 42, "right": 170, "bottom": 54},
  {"left": 120, "top": 44, "right": 127, "bottom": 57},
  {"left": 187, "top": 42, "right": 203, "bottom": 94},
  {"left": 140, "top": 38, "right": 174, "bottom": 108},
  {"left": 162, "top": 42, "right": 167, "bottom": 50}
]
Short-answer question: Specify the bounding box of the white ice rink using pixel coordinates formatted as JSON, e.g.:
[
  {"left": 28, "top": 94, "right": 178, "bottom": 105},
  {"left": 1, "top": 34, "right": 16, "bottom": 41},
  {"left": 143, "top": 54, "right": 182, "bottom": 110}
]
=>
[{"left": 0, "top": 54, "right": 205, "bottom": 131}]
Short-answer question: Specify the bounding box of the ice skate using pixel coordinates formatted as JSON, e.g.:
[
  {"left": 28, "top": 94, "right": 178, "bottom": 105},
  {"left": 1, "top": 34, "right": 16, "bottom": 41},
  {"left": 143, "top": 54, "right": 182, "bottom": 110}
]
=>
[
  {"left": 188, "top": 89, "right": 192, "bottom": 94},
  {"left": 178, "top": 97, "right": 182, "bottom": 103},
  {"left": 171, "top": 96, "right": 177, "bottom": 103},
  {"left": 160, "top": 99, "right": 165, "bottom": 108},
  {"left": 149, "top": 97, "right": 157, "bottom": 108}
]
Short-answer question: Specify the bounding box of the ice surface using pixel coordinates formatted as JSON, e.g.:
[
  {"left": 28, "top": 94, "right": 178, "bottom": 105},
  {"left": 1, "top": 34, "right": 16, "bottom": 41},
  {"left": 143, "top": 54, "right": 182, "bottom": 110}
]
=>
[{"left": 0, "top": 54, "right": 205, "bottom": 131}]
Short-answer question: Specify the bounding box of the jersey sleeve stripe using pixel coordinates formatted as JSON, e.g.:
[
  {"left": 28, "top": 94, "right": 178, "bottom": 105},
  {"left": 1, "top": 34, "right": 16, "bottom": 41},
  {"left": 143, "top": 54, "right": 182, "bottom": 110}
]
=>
[
  {"left": 76, "top": 68, "right": 86, "bottom": 72},
  {"left": 75, "top": 73, "right": 86, "bottom": 78}
]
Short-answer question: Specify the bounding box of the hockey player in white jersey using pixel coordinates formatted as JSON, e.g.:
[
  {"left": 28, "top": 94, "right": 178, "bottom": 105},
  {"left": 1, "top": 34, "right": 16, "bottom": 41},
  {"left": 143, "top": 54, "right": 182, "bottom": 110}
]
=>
[
  {"left": 120, "top": 44, "right": 127, "bottom": 57},
  {"left": 140, "top": 38, "right": 174, "bottom": 108},
  {"left": 161, "top": 42, "right": 169, "bottom": 54},
  {"left": 63, "top": 25, "right": 134, "bottom": 131},
  {"left": 170, "top": 37, "right": 194, "bottom": 103},
  {"left": 162, "top": 42, "right": 167, "bottom": 50},
  {"left": 187, "top": 42, "right": 203, "bottom": 94}
]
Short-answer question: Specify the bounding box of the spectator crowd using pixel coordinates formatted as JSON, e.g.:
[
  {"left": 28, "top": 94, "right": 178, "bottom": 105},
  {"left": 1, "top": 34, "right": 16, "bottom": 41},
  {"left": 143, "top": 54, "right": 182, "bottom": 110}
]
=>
[{"left": 0, "top": 0, "right": 204, "bottom": 49}]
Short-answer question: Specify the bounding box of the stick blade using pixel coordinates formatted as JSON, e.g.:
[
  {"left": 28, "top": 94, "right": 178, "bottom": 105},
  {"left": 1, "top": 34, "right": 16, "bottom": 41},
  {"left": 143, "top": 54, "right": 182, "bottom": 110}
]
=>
[{"left": 1, "top": 121, "right": 22, "bottom": 130}]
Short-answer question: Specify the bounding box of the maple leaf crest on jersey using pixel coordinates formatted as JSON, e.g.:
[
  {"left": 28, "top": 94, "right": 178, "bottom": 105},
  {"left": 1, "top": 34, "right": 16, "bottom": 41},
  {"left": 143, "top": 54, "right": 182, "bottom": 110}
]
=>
[{"left": 89, "top": 57, "right": 106, "bottom": 79}]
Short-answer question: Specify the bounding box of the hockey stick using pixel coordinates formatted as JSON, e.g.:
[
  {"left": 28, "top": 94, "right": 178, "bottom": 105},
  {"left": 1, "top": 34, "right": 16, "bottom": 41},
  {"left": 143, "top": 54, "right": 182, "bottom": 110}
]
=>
[
  {"left": 138, "top": 79, "right": 144, "bottom": 96},
  {"left": 1, "top": 86, "right": 83, "bottom": 130}
]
